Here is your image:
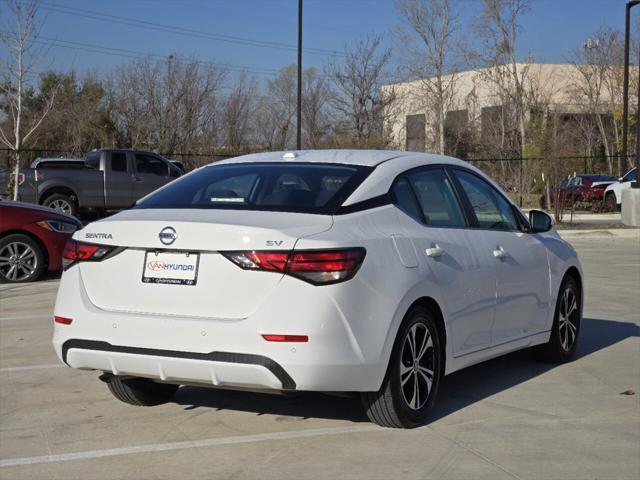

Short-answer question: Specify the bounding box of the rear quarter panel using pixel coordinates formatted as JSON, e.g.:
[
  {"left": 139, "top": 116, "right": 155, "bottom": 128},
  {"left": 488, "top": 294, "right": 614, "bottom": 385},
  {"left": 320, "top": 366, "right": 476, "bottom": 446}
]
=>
[{"left": 37, "top": 170, "right": 104, "bottom": 208}]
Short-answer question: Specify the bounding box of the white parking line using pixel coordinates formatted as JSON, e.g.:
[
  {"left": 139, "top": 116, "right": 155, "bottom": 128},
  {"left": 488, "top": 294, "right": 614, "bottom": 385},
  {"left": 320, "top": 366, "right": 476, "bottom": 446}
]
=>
[
  {"left": 0, "top": 425, "right": 381, "bottom": 467},
  {"left": 0, "top": 315, "right": 50, "bottom": 322},
  {"left": 0, "top": 364, "right": 63, "bottom": 373}
]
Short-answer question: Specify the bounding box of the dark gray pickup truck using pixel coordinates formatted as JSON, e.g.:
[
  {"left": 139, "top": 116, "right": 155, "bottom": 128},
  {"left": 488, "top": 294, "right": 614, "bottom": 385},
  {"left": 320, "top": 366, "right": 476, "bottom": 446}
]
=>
[{"left": 17, "top": 149, "right": 182, "bottom": 215}]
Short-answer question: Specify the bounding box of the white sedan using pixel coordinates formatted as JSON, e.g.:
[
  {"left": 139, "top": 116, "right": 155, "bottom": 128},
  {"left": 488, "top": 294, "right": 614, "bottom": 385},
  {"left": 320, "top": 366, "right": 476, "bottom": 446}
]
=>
[{"left": 53, "top": 150, "right": 583, "bottom": 428}]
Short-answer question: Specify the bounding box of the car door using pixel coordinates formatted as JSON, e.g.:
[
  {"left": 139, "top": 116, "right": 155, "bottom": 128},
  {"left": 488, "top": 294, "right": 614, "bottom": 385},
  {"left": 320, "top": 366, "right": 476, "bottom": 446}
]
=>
[
  {"left": 451, "top": 168, "right": 551, "bottom": 345},
  {"left": 392, "top": 167, "right": 497, "bottom": 357},
  {"left": 133, "top": 153, "right": 171, "bottom": 199},
  {"left": 103, "top": 151, "right": 135, "bottom": 209}
]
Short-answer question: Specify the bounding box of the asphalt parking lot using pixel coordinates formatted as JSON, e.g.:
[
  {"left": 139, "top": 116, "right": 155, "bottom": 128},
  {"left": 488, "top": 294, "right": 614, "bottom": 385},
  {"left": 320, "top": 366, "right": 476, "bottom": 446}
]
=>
[{"left": 0, "top": 232, "right": 638, "bottom": 480}]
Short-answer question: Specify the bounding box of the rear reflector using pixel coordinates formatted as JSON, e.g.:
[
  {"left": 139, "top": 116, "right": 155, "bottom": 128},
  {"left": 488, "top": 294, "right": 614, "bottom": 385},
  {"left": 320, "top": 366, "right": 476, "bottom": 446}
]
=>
[
  {"left": 222, "top": 248, "right": 366, "bottom": 285},
  {"left": 54, "top": 316, "right": 73, "bottom": 325},
  {"left": 262, "top": 334, "right": 308, "bottom": 342}
]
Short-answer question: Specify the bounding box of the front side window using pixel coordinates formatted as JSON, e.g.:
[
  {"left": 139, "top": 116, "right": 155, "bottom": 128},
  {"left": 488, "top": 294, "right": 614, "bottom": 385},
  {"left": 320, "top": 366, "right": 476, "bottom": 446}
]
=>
[
  {"left": 406, "top": 169, "right": 466, "bottom": 227},
  {"left": 454, "top": 169, "right": 518, "bottom": 231},
  {"left": 136, "top": 163, "right": 371, "bottom": 214},
  {"left": 623, "top": 168, "right": 637, "bottom": 182},
  {"left": 135, "top": 154, "right": 168, "bottom": 176}
]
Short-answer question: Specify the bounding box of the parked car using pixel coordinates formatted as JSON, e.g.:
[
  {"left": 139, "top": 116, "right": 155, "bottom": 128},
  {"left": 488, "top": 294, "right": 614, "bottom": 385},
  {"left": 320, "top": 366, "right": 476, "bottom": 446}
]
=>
[
  {"left": 549, "top": 174, "right": 617, "bottom": 208},
  {"left": 17, "top": 149, "right": 182, "bottom": 216},
  {"left": 0, "top": 200, "right": 82, "bottom": 283},
  {"left": 53, "top": 150, "right": 582, "bottom": 428},
  {"left": 604, "top": 167, "right": 637, "bottom": 211}
]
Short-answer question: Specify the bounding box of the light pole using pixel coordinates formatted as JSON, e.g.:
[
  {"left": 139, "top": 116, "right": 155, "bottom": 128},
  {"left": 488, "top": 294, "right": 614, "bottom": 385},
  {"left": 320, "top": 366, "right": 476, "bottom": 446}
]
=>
[
  {"left": 296, "top": 0, "right": 303, "bottom": 150},
  {"left": 621, "top": 0, "right": 640, "bottom": 185}
]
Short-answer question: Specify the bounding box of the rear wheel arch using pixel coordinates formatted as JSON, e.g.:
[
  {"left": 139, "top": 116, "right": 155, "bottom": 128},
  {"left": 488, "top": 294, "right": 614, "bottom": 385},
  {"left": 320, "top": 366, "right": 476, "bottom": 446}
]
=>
[
  {"left": 397, "top": 296, "right": 447, "bottom": 374},
  {"left": 40, "top": 186, "right": 78, "bottom": 206}
]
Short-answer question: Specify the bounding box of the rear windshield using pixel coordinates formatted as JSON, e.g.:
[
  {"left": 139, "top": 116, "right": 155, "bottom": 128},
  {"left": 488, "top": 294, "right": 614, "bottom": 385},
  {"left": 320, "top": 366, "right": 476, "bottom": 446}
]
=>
[{"left": 135, "top": 162, "right": 372, "bottom": 214}]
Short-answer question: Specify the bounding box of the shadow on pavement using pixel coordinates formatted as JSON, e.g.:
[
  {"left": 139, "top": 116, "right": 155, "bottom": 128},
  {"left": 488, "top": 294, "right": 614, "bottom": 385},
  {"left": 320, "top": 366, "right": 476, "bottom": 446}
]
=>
[{"left": 171, "top": 317, "right": 639, "bottom": 424}]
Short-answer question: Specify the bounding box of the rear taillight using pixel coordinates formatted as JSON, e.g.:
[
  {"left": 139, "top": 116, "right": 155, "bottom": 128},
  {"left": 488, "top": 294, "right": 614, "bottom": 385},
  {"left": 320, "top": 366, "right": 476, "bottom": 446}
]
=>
[
  {"left": 222, "top": 248, "right": 366, "bottom": 285},
  {"left": 62, "top": 239, "right": 117, "bottom": 270}
]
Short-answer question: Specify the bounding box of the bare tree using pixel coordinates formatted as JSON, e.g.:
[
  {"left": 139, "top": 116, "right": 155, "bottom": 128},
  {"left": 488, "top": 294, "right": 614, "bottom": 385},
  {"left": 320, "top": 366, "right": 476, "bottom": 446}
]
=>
[
  {"left": 108, "top": 56, "right": 226, "bottom": 158},
  {"left": 326, "top": 35, "right": 395, "bottom": 148},
  {"left": 0, "top": 0, "right": 57, "bottom": 199},
  {"left": 302, "top": 67, "right": 331, "bottom": 148},
  {"left": 475, "top": 0, "right": 531, "bottom": 160},
  {"left": 222, "top": 72, "right": 255, "bottom": 154},
  {"left": 395, "top": 0, "right": 460, "bottom": 154},
  {"left": 254, "top": 65, "right": 296, "bottom": 150}
]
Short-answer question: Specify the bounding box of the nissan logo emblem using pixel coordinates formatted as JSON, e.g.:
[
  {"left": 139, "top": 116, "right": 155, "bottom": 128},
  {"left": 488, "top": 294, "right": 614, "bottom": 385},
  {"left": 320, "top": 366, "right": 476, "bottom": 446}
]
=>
[{"left": 159, "top": 226, "right": 177, "bottom": 245}]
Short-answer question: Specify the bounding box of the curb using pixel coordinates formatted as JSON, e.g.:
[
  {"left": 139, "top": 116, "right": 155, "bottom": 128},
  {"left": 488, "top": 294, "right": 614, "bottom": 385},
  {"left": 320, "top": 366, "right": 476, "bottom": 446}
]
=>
[{"left": 557, "top": 228, "right": 640, "bottom": 239}]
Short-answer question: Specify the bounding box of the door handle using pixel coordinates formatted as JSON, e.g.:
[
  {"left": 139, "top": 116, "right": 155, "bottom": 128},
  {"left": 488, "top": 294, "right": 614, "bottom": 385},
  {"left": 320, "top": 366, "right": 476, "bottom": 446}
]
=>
[
  {"left": 493, "top": 246, "right": 509, "bottom": 259},
  {"left": 426, "top": 245, "right": 445, "bottom": 258}
]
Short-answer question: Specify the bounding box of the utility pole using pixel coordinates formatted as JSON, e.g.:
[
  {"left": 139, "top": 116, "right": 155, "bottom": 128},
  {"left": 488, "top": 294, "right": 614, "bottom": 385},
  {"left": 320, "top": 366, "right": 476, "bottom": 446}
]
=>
[
  {"left": 622, "top": 0, "right": 640, "bottom": 183},
  {"left": 296, "top": 0, "right": 303, "bottom": 150}
]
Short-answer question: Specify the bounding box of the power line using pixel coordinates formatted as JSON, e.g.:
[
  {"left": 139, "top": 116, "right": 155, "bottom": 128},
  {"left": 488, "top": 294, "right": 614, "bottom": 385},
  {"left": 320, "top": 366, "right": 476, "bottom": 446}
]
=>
[
  {"left": 30, "top": 0, "right": 345, "bottom": 58},
  {"left": 0, "top": 30, "right": 336, "bottom": 82}
]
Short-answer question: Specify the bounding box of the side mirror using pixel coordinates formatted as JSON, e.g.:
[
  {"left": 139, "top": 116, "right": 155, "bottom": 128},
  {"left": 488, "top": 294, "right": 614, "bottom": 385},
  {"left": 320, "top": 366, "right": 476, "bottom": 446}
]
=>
[{"left": 529, "top": 209, "right": 553, "bottom": 233}]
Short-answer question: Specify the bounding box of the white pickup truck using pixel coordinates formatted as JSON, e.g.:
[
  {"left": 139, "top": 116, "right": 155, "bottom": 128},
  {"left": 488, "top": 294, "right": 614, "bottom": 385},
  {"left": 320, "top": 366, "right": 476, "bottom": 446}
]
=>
[{"left": 604, "top": 167, "right": 637, "bottom": 210}]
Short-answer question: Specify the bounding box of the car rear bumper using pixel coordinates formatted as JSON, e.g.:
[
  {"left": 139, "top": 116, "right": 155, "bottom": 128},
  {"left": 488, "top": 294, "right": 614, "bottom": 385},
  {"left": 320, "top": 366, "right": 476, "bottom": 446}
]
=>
[{"left": 52, "top": 267, "right": 388, "bottom": 392}]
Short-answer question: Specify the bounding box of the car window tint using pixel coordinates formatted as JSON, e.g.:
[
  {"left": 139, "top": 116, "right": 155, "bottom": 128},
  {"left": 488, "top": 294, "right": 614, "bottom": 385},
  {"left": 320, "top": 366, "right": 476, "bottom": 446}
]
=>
[
  {"left": 136, "top": 154, "right": 167, "bottom": 176},
  {"left": 137, "top": 163, "right": 370, "bottom": 214},
  {"left": 198, "top": 174, "right": 259, "bottom": 204},
  {"left": 624, "top": 169, "right": 637, "bottom": 182},
  {"left": 111, "top": 153, "right": 127, "bottom": 172},
  {"left": 85, "top": 153, "right": 100, "bottom": 170},
  {"left": 454, "top": 170, "right": 518, "bottom": 230},
  {"left": 392, "top": 176, "right": 423, "bottom": 222},
  {"left": 406, "top": 169, "right": 465, "bottom": 227}
]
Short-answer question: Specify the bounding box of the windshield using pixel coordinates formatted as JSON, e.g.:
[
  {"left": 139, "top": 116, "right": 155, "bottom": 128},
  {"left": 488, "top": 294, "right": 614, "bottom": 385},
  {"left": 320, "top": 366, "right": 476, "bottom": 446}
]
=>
[{"left": 135, "top": 162, "right": 372, "bottom": 214}]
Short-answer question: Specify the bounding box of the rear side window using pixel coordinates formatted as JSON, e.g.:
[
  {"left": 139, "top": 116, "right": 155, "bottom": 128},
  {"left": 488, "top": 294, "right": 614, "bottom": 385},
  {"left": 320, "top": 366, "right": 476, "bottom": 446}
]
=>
[
  {"left": 85, "top": 153, "right": 100, "bottom": 170},
  {"left": 111, "top": 153, "right": 127, "bottom": 172},
  {"left": 392, "top": 177, "right": 423, "bottom": 222},
  {"left": 454, "top": 169, "right": 518, "bottom": 230},
  {"left": 406, "top": 169, "right": 466, "bottom": 227},
  {"left": 136, "top": 163, "right": 372, "bottom": 214}
]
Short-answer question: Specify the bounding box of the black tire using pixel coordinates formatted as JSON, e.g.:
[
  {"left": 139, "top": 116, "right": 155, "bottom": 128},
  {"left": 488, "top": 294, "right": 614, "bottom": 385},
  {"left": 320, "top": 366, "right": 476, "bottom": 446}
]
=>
[
  {"left": 42, "top": 193, "right": 77, "bottom": 217},
  {"left": 533, "top": 275, "right": 581, "bottom": 363},
  {"left": 361, "top": 306, "right": 443, "bottom": 428},
  {"left": 0, "top": 234, "right": 46, "bottom": 283},
  {"left": 604, "top": 192, "right": 618, "bottom": 212},
  {"left": 106, "top": 376, "right": 179, "bottom": 406}
]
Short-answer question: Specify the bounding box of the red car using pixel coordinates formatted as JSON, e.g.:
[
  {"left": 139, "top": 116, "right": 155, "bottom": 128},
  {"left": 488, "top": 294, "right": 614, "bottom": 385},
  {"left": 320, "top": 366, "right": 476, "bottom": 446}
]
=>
[
  {"left": 549, "top": 174, "right": 617, "bottom": 208},
  {"left": 0, "top": 201, "right": 82, "bottom": 283}
]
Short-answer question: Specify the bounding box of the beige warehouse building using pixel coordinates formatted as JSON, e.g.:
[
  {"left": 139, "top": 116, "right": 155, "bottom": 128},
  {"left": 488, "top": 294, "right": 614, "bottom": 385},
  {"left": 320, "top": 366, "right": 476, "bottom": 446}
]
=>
[{"left": 382, "top": 63, "right": 618, "bottom": 156}]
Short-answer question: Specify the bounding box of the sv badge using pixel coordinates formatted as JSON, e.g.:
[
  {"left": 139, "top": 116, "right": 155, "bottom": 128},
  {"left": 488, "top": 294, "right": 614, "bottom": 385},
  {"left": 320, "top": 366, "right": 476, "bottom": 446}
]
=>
[{"left": 266, "top": 240, "right": 284, "bottom": 247}]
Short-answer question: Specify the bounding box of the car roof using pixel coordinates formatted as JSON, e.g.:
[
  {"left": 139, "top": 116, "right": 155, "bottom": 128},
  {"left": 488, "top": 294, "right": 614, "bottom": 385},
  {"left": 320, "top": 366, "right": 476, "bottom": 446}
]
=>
[{"left": 214, "top": 149, "right": 425, "bottom": 167}]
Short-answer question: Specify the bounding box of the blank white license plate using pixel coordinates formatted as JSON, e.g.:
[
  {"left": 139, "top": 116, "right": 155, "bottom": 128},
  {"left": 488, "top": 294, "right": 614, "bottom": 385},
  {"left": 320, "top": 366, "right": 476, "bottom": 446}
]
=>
[{"left": 142, "top": 251, "right": 199, "bottom": 286}]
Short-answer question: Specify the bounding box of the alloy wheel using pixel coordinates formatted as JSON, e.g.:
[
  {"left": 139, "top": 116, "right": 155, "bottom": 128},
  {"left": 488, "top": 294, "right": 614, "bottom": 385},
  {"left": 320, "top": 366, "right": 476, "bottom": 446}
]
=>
[
  {"left": 0, "top": 242, "right": 38, "bottom": 282},
  {"left": 558, "top": 287, "right": 579, "bottom": 351},
  {"left": 399, "top": 322, "right": 434, "bottom": 410},
  {"left": 48, "top": 199, "right": 72, "bottom": 214}
]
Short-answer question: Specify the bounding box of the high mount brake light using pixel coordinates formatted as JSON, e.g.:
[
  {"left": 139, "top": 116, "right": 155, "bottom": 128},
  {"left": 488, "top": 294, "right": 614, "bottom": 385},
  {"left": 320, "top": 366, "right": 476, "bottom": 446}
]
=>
[
  {"left": 62, "top": 239, "right": 117, "bottom": 269},
  {"left": 222, "top": 248, "right": 366, "bottom": 285}
]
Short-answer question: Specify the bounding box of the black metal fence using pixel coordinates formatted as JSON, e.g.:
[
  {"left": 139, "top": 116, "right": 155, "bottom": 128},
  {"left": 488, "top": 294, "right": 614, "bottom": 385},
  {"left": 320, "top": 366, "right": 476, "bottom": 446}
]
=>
[{"left": 1, "top": 148, "right": 635, "bottom": 208}]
